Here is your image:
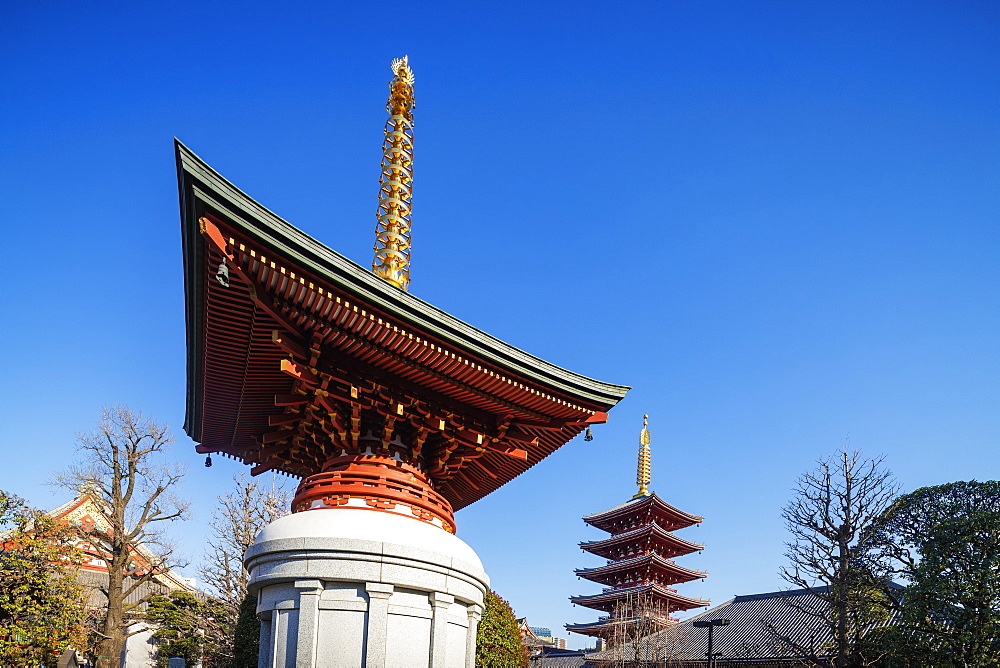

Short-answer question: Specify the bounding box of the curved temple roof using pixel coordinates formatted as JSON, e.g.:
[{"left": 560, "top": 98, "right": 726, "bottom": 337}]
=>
[
  {"left": 580, "top": 522, "right": 704, "bottom": 560},
  {"left": 583, "top": 493, "right": 703, "bottom": 533},
  {"left": 575, "top": 552, "right": 707, "bottom": 585},
  {"left": 571, "top": 583, "right": 710, "bottom": 613},
  {"left": 176, "top": 140, "right": 629, "bottom": 509}
]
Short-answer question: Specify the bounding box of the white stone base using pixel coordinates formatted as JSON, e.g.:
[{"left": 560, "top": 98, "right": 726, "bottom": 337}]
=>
[{"left": 245, "top": 508, "right": 489, "bottom": 668}]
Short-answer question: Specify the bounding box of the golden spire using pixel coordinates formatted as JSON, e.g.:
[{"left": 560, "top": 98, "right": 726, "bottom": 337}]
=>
[
  {"left": 634, "top": 414, "right": 651, "bottom": 499},
  {"left": 372, "top": 56, "right": 415, "bottom": 290}
]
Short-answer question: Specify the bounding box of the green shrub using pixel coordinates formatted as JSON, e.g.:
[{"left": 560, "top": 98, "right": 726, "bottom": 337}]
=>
[
  {"left": 232, "top": 592, "right": 260, "bottom": 667},
  {"left": 475, "top": 590, "right": 528, "bottom": 668}
]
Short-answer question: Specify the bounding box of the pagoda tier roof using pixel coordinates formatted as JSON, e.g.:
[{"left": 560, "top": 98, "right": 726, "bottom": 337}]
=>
[
  {"left": 565, "top": 614, "right": 677, "bottom": 638},
  {"left": 571, "top": 583, "right": 709, "bottom": 613},
  {"left": 580, "top": 522, "right": 704, "bottom": 560},
  {"left": 583, "top": 493, "right": 702, "bottom": 533},
  {"left": 176, "top": 141, "right": 628, "bottom": 511},
  {"left": 575, "top": 553, "right": 707, "bottom": 586}
]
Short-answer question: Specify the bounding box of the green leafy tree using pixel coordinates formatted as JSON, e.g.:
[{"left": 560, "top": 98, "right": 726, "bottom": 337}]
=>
[
  {"left": 146, "top": 590, "right": 228, "bottom": 668},
  {"left": 0, "top": 490, "right": 87, "bottom": 666},
  {"left": 875, "top": 480, "right": 1000, "bottom": 666},
  {"left": 475, "top": 590, "right": 528, "bottom": 668},
  {"left": 232, "top": 592, "right": 260, "bottom": 667},
  {"left": 146, "top": 591, "right": 201, "bottom": 667}
]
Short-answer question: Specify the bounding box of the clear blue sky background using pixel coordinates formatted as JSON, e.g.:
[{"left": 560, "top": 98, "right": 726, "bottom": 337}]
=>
[{"left": 1, "top": 1, "right": 998, "bottom": 647}]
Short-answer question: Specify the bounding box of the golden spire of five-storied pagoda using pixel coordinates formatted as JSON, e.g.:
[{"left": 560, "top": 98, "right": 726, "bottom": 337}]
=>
[
  {"left": 634, "top": 414, "right": 652, "bottom": 498},
  {"left": 372, "top": 56, "right": 415, "bottom": 290}
]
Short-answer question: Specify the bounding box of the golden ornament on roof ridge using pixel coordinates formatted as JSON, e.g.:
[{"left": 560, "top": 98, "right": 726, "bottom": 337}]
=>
[
  {"left": 634, "top": 414, "right": 651, "bottom": 498},
  {"left": 372, "top": 55, "right": 415, "bottom": 290}
]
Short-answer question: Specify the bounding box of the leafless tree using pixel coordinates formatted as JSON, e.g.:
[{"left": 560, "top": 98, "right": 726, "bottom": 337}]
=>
[
  {"left": 54, "top": 406, "right": 189, "bottom": 668},
  {"left": 776, "top": 447, "right": 898, "bottom": 668},
  {"left": 199, "top": 472, "right": 290, "bottom": 661}
]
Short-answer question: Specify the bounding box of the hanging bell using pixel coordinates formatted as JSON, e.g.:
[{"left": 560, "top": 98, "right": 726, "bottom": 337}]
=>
[
  {"left": 584, "top": 427, "right": 594, "bottom": 442},
  {"left": 205, "top": 455, "right": 213, "bottom": 467},
  {"left": 216, "top": 259, "right": 230, "bottom": 287}
]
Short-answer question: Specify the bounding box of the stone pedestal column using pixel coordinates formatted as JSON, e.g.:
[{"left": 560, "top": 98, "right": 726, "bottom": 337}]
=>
[
  {"left": 246, "top": 508, "right": 489, "bottom": 668},
  {"left": 292, "top": 580, "right": 322, "bottom": 666},
  {"left": 364, "top": 583, "right": 394, "bottom": 668},
  {"left": 429, "top": 592, "right": 454, "bottom": 668}
]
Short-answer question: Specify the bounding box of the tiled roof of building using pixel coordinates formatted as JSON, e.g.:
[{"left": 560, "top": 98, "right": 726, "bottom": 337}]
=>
[
  {"left": 529, "top": 647, "right": 594, "bottom": 668},
  {"left": 584, "top": 585, "right": 851, "bottom": 664},
  {"left": 75, "top": 570, "right": 200, "bottom": 611},
  {"left": 45, "top": 491, "right": 201, "bottom": 612},
  {"left": 175, "top": 140, "right": 629, "bottom": 507},
  {"left": 582, "top": 493, "right": 702, "bottom": 527},
  {"left": 571, "top": 582, "right": 710, "bottom": 612}
]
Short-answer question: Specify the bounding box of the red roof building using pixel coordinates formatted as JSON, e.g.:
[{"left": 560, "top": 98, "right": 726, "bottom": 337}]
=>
[
  {"left": 47, "top": 489, "right": 198, "bottom": 603},
  {"left": 567, "top": 417, "right": 709, "bottom": 643}
]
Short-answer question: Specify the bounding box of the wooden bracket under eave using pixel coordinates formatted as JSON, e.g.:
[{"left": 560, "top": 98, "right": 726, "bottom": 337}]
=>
[
  {"left": 280, "top": 359, "right": 320, "bottom": 385},
  {"left": 585, "top": 411, "right": 609, "bottom": 424},
  {"left": 198, "top": 216, "right": 232, "bottom": 258},
  {"left": 272, "top": 330, "right": 307, "bottom": 359}
]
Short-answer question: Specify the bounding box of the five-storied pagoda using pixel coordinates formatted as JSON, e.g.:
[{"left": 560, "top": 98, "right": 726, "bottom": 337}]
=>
[
  {"left": 567, "top": 416, "right": 708, "bottom": 645},
  {"left": 178, "top": 58, "right": 628, "bottom": 667}
]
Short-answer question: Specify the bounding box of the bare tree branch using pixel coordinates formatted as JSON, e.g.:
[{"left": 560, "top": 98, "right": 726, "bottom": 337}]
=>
[
  {"left": 776, "top": 445, "right": 898, "bottom": 668},
  {"left": 198, "top": 472, "right": 290, "bottom": 663},
  {"left": 53, "top": 406, "right": 188, "bottom": 668}
]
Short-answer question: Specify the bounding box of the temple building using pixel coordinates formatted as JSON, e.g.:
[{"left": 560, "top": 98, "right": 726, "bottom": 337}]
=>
[
  {"left": 177, "top": 57, "right": 628, "bottom": 667},
  {"left": 45, "top": 489, "right": 199, "bottom": 666},
  {"left": 583, "top": 584, "right": 904, "bottom": 667},
  {"left": 567, "top": 416, "right": 708, "bottom": 646},
  {"left": 518, "top": 619, "right": 569, "bottom": 652}
]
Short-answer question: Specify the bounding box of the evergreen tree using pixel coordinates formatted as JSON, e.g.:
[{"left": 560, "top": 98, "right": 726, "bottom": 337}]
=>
[
  {"left": 475, "top": 590, "right": 528, "bottom": 668},
  {"left": 232, "top": 592, "right": 260, "bottom": 667},
  {"left": 0, "top": 491, "right": 87, "bottom": 666},
  {"left": 146, "top": 591, "right": 228, "bottom": 668},
  {"left": 876, "top": 480, "right": 1000, "bottom": 666}
]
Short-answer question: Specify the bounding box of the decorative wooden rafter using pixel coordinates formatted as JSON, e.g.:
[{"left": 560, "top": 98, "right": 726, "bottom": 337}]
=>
[
  {"left": 180, "top": 141, "right": 630, "bottom": 518},
  {"left": 194, "top": 214, "right": 617, "bottom": 491}
]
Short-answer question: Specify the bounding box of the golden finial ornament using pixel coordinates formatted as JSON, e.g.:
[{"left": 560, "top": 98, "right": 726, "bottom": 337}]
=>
[
  {"left": 634, "top": 414, "right": 651, "bottom": 499},
  {"left": 372, "top": 56, "right": 415, "bottom": 290}
]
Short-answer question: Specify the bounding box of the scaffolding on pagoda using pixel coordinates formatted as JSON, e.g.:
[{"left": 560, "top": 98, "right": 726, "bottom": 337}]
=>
[{"left": 567, "top": 416, "right": 709, "bottom": 645}]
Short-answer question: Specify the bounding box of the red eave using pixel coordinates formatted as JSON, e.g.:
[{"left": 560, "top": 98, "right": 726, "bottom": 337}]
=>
[
  {"left": 570, "top": 584, "right": 709, "bottom": 613},
  {"left": 575, "top": 553, "right": 707, "bottom": 585},
  {"left": 566, "top": 614, "right": 679, "bottom": 637},
  {"left": 580, "top": 523, "right": 704, "bottom": 559},
  {"left": 212, "top": 223, "right": 606, "bottom": 416},
  {"left": 191, "top": 215, "right": 616, "bottom": 510},
  {"left": 583, "top": 494, "right": 702, "bottom": 533}
]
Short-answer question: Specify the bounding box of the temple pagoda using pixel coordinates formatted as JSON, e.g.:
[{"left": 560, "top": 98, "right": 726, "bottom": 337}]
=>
[
  {"left": 177, "top": 59, "right": 628, "bottom": 525},
  {"left": 567, "top": 416, "right": 708, "bottom": 644},
  {"left": 177, "top": 57, "right": 629, "bottom": 667}
]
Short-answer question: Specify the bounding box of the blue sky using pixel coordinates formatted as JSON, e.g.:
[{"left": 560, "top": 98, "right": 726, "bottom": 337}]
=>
[{"left": 1, "top": 1, "right": 998, "bottom": 647}]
